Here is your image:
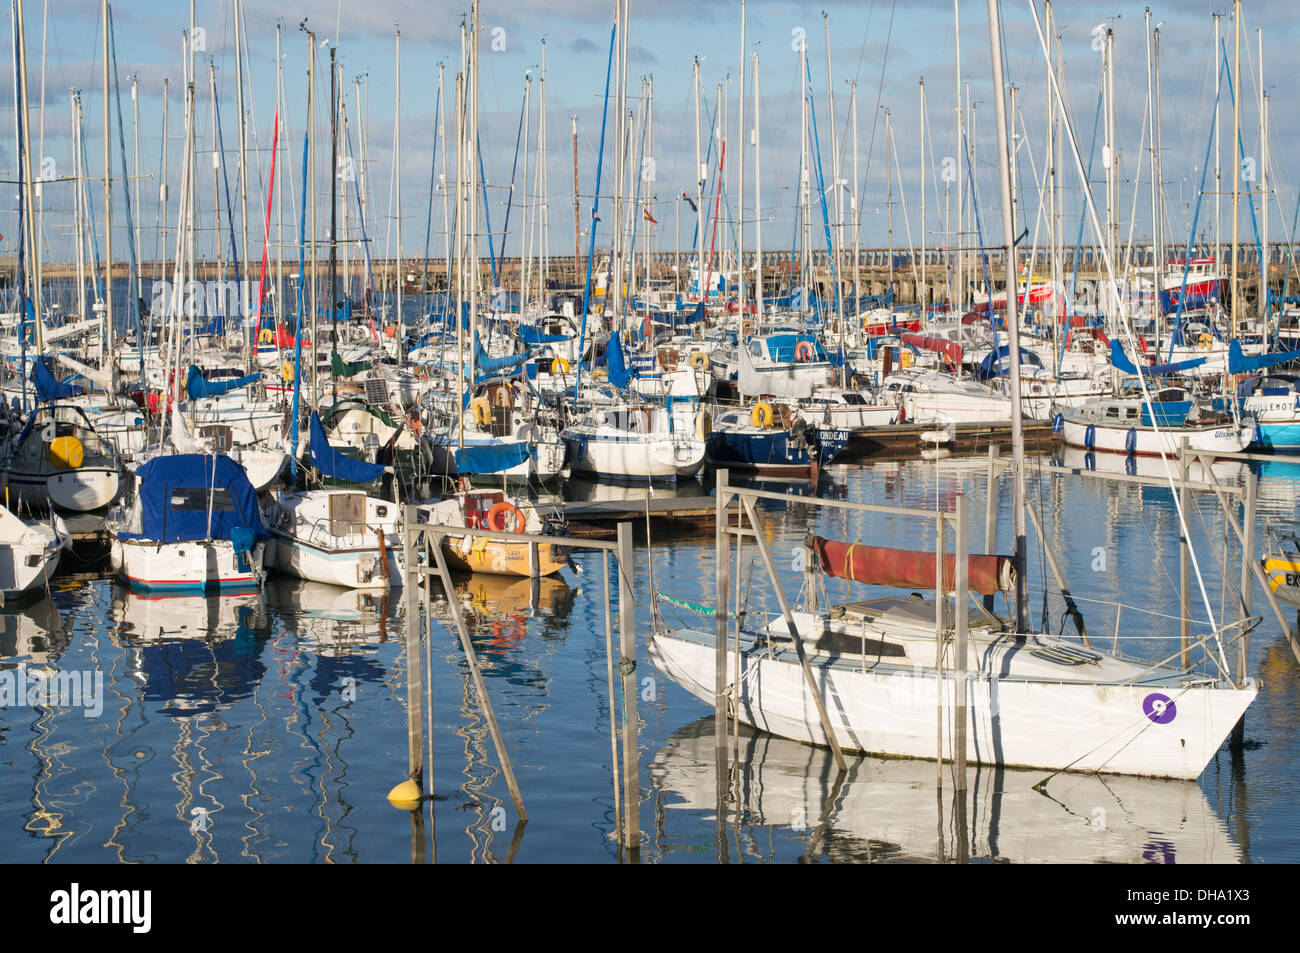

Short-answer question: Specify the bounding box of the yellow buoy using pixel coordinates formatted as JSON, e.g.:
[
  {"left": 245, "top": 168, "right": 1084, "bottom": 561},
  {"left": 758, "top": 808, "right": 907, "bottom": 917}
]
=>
[
  {"left": 690, "top": 351, "right": 710, "bottom": 371},
  {"left": 552, "top": 357, "right": 571, "bottom": 376},
  {"left": 386, "top": 779, "right": 422, "bottom": 810},
  {"left": 493, "top": 386, "right": 512, "bottom": 408},
  {"left": 47, "top": 435, "right": 84, "bottom": 469},
  {"left": 751, "top": 401, "right": 774, "bottom": 428}
]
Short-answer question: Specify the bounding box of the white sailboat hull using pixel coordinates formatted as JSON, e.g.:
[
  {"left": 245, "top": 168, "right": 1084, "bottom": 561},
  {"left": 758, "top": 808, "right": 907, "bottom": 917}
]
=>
[{"left": 649, "top": 631, "right": 1256, "bottom": 780}]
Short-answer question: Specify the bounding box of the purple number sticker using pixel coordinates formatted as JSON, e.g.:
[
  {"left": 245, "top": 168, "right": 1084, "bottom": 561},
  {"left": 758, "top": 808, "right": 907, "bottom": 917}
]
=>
[{"left": 1143, "top": 692, "right": 1177, "bottom": 725}]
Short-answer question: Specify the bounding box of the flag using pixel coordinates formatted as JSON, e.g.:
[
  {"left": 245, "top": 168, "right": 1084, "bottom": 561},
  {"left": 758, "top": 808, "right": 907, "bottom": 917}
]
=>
[
  {"left": 681, "top": 191, "right": 697, "bottom": 213},
  {"left": 643, "top": 206, "right": 658, "bottom": 225}
]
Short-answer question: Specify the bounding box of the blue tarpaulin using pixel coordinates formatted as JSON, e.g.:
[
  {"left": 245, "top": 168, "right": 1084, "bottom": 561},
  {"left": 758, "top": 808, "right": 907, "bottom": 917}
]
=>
[
  {"left": 119, "top": 454, "right": 267, "bottom": 544},
  {"left": 184, "top": 364, "right": 260, "bottom": 401},
  {"left": 32, "top": 356, "right": 82, "bottom": 402},
  {"left": 1109, "top": 339, "right": 1207, "bottom": 376},
  {"left": 309, "top": 411, "right": 386, "bottom": 484},
  {"left": 452, "top": 441, "right": 530, "bottom": 474}
]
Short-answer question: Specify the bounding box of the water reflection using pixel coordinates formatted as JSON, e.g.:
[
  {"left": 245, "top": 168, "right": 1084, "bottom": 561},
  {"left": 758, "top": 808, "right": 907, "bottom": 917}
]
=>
[{"left": 650, "top": 717, "right": 1242, "bottom": 863}]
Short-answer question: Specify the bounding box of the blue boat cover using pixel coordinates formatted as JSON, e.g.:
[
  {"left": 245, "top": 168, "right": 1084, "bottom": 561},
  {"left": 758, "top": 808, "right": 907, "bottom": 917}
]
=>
[
  {"left": 517, "top": 324, "right": 570, "bottom": 346},
  {"left": 1227, "top": 339, "right": 1300, "bottom": 374},
  {"left": 31, "top": 356, "right": 82, "bottom": 402},
  {"left": 120, "top": 453, "right": 267, "bottom": 545},
  {"left": 453, "top": 441, "right": 530, "bottom": 475},
  {"left": 185, "top": 364, "right": 260, "bottom": 401},
  {"left": 1109, "top": 339, "right": 1206, "bottom": 376},
  {"left": 309, "top": 411, "right": 386, "bottom": 484}
]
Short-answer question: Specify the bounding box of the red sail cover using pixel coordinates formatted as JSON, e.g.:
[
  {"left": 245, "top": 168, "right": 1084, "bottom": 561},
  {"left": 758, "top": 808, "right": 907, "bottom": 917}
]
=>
[
  {"left": 900, "top": 333, "right": 963, "bottom": 367},
  {"left": 812, "top": 536, "right": 1014, "bottom": 596}
]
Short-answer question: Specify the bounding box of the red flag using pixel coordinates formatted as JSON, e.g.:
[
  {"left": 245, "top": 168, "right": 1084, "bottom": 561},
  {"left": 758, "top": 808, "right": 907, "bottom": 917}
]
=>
[{"left": 643, "top": 206, "right": 658, "bottom": 225}]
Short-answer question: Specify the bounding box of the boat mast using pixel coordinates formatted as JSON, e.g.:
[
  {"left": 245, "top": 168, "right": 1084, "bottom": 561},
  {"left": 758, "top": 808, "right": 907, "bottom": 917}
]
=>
[
  {"left": 1258, "top": 27, "right": 1268, "bottom": 346},
  {"left": 1231, "top": 0, "right": 1240, "bottom": 341},
  {"left": 102, "top": 0, "right": 113, "bottom": 373},
  {"left": 752, "top": 50, "right": 762, "bottom": 320},
  {"left": 737, "top": 0, "right": 745, "bottom": 316},
  {"left": 986, "top": 0, "right": 1028, "bottom": 631}
]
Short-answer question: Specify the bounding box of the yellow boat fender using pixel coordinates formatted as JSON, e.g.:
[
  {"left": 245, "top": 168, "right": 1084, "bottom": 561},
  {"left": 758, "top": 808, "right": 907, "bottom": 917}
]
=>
[
  {"left": 689, "top": 351, "right": 710, "bottom": 371},
  {"left": 695, "top": 409, "right": 712, "bottom": 441},
  {"left": 470, "top": 395, "right": 493, "bottom": 429},
  {"left": 48, "top": 435, "right": 84, "bottom": 469},
  {"left": 752, "top": 401, "right": 774, "bottom": 428},
  {"left": 552, "top": 357, "right": 570, "bottom": 376}
]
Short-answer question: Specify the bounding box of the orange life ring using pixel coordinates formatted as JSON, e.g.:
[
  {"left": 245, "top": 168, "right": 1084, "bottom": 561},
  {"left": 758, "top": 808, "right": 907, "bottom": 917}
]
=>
[
  {"left": 486, "top": 501, "right": 526, "bottom": 534},
  {"left": 794, "top": 340, "right": 815, "bottom": 362}
]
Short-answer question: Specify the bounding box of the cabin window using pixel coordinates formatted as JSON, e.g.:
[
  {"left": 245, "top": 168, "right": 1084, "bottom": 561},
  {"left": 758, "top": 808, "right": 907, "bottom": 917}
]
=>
[
  {"left": 842, "top": 393, "right": 867, "bottom": 405},
  {"left": 1105, "top": 407, "right": 1120, "bottom": 419},
  {"left": 170, "top": 487, "right": 236, "bottom": 512}
]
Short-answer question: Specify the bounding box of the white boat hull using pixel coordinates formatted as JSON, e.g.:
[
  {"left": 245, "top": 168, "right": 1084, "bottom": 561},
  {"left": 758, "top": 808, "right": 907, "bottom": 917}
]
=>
[{"left": 649, "top": 631, "right": 1256, "bottom": 780}]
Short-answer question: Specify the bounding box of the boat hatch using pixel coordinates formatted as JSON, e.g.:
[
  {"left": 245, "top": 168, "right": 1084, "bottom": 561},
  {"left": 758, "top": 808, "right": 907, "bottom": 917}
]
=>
[
  {"left": 329, "top": 492, "right": 367, "bottom": 536},
  {"left": 1029, "top": 640, "right": 1103, "bottom": 666},
  {"left": 835, "top": 595, "right": 1001, "bottom": 634}
]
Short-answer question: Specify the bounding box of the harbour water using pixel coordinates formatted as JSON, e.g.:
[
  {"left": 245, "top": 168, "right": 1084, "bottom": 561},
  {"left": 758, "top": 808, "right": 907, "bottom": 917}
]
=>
[{"left": 1, "top": 453, "right": 1296, "bottom": 863}]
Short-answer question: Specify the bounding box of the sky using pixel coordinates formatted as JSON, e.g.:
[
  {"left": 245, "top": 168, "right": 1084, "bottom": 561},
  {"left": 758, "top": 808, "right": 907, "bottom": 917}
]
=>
[{"left": 3, "top": 0, "right": 1299, "bottom": 278}]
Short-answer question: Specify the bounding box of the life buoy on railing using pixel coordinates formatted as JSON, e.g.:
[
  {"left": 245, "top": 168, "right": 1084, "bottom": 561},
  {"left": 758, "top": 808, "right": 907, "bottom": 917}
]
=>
[
  {"left": 1198, "top": 333, "right": 1214, "bottom": 350},
  {"left": 552, "top": 357, "right": 570, "bottom": 376},
  {"left": 900, "top": 350, "right": 914, "bottom": 368},
  {"left": 695, "top": 409, "right": 712, "bottom": 441},
  {"left": 470, "top": 396, "right": 493, "bottom": 429},
  {"left": 487, "top": 501, "right": 526, "bottom": 534},
  {"left": 493, "top": 386, "right": 512, "bottom": 408},
  {"left": 258, "top": 328, "right": 274, "bottom": 344},
  {"left": 752, "top": 401, "right": 774, "bottom": 428},
  {"left": 690, "top": 351, "right": 710, "bottom": 371},
  {"left": 794, "top": 341, "right": 815, "bottom": 363}
]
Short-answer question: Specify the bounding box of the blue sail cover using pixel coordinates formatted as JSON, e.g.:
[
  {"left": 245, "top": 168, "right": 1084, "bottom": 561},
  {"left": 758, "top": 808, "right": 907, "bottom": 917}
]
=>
[
  {"left": 184, "top": 364, "right": 260, "bottom": 400},
  {"left": 1109, "top": 339, "right": 1206, "bottom": 376},
  {"left": 1227, "top": 338, "right": 1300, "bottom": 374},
  {"left": 473, "top": 331, "right": 529, "bottom": 375},
  {"left": 31, "top": 356, "right": 82, "bottom": 401},
  {"left": 452, "top": 441, "right": 530, "bottom": 475},
  {"left": 977, "top": 346, "right": 1044, "bottom": 381},
  {"left": 121, "top": 454, "right": 268, "bottom": 544},
  {"left": 607, "top": 330, "right": 631, "bottom": 388},
  {"left": 309, "top": 411, "right": 386, "bottom": 484}
]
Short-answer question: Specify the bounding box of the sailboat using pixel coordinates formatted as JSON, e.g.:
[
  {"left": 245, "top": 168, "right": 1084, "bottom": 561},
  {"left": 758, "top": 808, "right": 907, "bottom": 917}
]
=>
[{"left": 649, "top": 1, "right": 1258, "bottom": 782}]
